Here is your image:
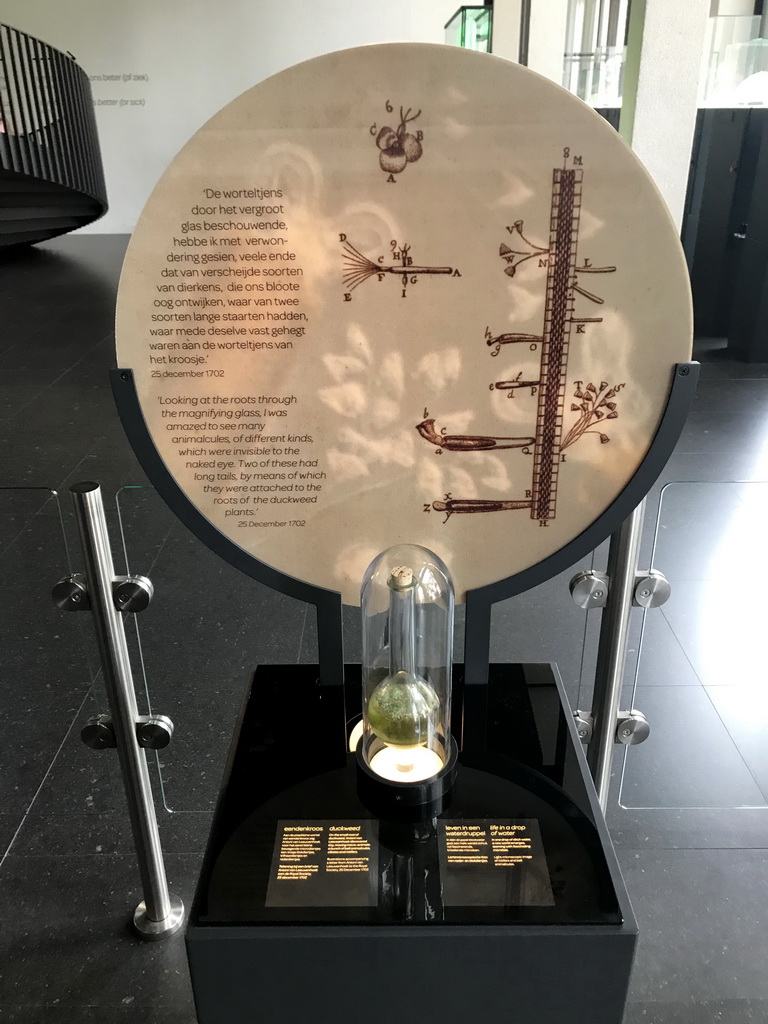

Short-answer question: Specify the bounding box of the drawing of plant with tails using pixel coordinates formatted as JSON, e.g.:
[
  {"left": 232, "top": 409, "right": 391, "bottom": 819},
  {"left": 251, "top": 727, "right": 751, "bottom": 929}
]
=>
[{"left": 561, "top": 381, "right": 625, "bottom": 449}]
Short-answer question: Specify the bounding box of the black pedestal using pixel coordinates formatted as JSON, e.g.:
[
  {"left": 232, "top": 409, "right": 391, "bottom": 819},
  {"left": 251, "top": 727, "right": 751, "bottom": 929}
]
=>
[{"left": 186, "top": 664, "right": 637, "bottom": 1024}]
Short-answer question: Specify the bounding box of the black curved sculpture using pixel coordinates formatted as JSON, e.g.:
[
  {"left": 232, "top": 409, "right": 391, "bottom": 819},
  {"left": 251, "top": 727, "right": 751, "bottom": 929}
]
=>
[{"left": 0, "top": 23, "right": 107, "bottom": 247}]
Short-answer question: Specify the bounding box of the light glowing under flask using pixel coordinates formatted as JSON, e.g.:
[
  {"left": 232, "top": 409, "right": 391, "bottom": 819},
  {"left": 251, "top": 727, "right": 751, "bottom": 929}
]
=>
[{"left": 358, "top": 545, "right": 457, "bottom": 812}]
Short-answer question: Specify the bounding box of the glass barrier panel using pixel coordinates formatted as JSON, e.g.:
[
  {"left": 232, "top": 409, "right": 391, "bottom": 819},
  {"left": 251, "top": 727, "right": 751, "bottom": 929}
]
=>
[
  {"left": 492, "top": 550, "right": 599, "bottom": 713},
  {"left": 114, "top": 485, "right": 311, "bottom": 813},
  {"left": 0, "top": 487, "right": 115, "bottom": 853},
  {"left": 619, "top": 481, "right": 768, "bottom": 810}
]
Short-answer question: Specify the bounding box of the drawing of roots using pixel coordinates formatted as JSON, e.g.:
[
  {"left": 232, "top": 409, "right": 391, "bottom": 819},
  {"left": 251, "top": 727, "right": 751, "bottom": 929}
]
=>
[
  {"left": 342, "top": 240, "right": 453, "bottom": 293},
  {"left": 342, "top": 241, "right": 382, "bottom": 292},
  {"left": 417, "top": 417, "right": 534, "bottom": 452},
  {"left": 432, "top": 495, "right": 532, "bottom": 521}
]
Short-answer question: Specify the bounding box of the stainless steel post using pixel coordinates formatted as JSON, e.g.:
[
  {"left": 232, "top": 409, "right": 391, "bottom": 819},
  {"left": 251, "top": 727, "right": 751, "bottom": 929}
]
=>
[
  {"left": 70, "top": 482, "right": 183, "bottom": 940},
  {"left": 586, "top": 499, "right": 645, "bottom": 811}
]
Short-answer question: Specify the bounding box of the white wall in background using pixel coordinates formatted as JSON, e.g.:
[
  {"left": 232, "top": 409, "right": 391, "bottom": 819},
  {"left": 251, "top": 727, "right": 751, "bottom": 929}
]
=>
[
  {"left": 630, "top": 0, "right": 710, "bottom": 228},
  {"left": 0, "top": 0, "right": 458, "bottom": 232},
  {"left": 491, "top": 0, "right": 522, "bottom": 63},
  {"left": 526, "top": 0, "right": 569, "bottom": 84},
  {"left": 713, "top": 0, "right": 754, "bottom": 16}
]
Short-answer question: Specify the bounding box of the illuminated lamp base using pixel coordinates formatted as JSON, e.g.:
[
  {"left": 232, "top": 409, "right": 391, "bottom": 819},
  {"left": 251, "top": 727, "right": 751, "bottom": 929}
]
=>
[
  {"left": 356, "top": 735, "right": 458, "bottom": 822},
  {"left": 369, "top": 745, "right": 444, "bottom": 783}
]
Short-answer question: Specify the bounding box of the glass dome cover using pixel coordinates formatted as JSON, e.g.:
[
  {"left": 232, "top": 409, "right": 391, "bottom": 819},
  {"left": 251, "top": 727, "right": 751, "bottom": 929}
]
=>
[{"left": 360, "top": 544, "right": 454, "bottom": 784}]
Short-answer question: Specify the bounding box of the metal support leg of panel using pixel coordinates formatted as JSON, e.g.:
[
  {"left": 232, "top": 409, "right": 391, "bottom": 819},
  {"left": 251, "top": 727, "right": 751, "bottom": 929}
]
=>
[
  {"left": 586, "top": 499, "right": 645, "bottom": 811},
  {"left": 69, "top": 482, "right": 183, "bottom": 940}
]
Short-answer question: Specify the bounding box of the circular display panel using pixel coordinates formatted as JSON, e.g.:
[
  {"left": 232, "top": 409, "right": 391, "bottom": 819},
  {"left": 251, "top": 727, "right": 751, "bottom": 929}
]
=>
[{"left": 116, "top": 43, "right": 692, "bottom": 605}]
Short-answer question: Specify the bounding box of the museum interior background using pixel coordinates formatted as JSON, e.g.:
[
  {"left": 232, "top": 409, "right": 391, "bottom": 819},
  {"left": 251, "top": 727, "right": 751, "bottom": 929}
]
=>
[{"left": 1, "top": 1, "right": 768, "bottom": 1022}]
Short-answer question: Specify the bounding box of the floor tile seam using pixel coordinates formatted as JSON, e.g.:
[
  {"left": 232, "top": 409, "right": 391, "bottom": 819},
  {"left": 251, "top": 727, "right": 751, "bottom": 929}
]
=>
[
  {"left": 0, "top": 1006, "right": 112, "bottom": 1011},
  {"left": 700, "top": 683, "right": 768, "bottom": 804},
  {"left": 0, "top": 688, "right": 94, "bottom": 872},
  {"left": 1, "top": 851, "right": 203, "bottom": 859},
  {"left": 139, "top": 521, "right": 178, "bottom": 579},
  {"left": 629, "top": 683, "right": 708, "bottom": 688},
  {"left": 82, "top": 328, "right": 116, "bottom": 352},
  {"left": 11, "top": 492, "right": 113, "bottom": 688},
  {"left": 113, "top": 491, "right": 136, "bottom": 575},
  {"left": 691, "top": 372, "right": 768, "bottom": 382},
  {"left": 618, "top": 845, "right": 768, "bottom": 854},
  {"left": 616, "top": 801, "right": 768, "bottom": 811},
  {"left": 296, "top": 602, "right": 310, "bottom": 663},
  {"left": 686, "top": 406, "right": 768, "bottom": 416},
  {"left": 654, "top": 477, "right": 758, "bottom": 497},
  {"left": 658, "top": 604, "right": 709, "bottom": 685},
  {"left": 54, "top": 447, "right": 109, "bottom": 493},
  {"left": 0, "top": 509, "right": 54, "bottom": 557},
  {"left": 0, "top": 1005, "right": 196, "bottom": 1016},
  {"left": 734, "top": 482, "right": 768, "bottom": 512},
  {"left": 0, "top": 331, "right": 116, "bottom": 414},
  {"left": 1, "top": 852, "right": 136, "bottom": 860},
  {"left": 109, "top": 503, "right": 182, "bottom": 745},
  {"left": 672, "top": 447, "right": 768, "bottom": 456},
  {"left": 0, "top": 1004, "right": 129, "bottom": 1009},
  {"left": 1, "top": 371, "right": 69, "bottom": 385},
  {"left": 652, "top": 576, "right": 755, "bottom": 583},
  {"left": 0, "top": 357, "right": 94, "bottom": 420},
  {"left": 693, "top": 392, "right": 768, "bottom": 404},
  {"left": 0, "top": 491, "right": 73, "bottom": 582},
  {"left": 696, "top": 377, "right": 768, "bottom": 385},
  {"left": 122, "top": 617, "right": 158, "bottom": 731},
  {"left": 615, "top": 843, "right": 768, "bottom": 852},
  {"left": 624, "top": 998, "right": 768, "bottom": 1007}
]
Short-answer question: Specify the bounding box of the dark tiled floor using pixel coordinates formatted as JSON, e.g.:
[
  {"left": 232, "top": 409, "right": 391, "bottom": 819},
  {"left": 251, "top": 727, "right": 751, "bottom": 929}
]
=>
[{"left": 1, "top": 236, "right": 768, "bottom": 1021}]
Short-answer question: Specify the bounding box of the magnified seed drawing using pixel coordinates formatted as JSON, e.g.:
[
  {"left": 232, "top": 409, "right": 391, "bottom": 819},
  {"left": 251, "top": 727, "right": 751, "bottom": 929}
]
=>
[{"left": 370, "top": 101, "right": 424, "bottom": 180}]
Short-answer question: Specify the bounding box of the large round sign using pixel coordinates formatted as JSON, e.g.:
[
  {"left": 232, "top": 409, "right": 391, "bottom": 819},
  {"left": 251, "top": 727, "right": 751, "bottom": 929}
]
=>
[{"left": 116, "top": 43, "right": 692, "bottom": 604}]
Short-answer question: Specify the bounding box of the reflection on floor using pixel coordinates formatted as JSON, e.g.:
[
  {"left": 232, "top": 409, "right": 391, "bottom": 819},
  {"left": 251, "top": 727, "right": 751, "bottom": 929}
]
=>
[{"left": 1, "top": 237, "right": 768, "bottom": 1023}]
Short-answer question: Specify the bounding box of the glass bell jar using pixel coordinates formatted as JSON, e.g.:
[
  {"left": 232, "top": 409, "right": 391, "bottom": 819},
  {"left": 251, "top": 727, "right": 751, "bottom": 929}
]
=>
[{"left": 357, "top": 544, "right": 458, "bottom": 818}]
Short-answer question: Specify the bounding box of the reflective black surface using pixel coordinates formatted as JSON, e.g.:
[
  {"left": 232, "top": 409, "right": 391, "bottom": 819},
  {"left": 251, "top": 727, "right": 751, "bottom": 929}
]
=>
[{"left": 194, "top": 664, "right": 622, "bottom": 926}]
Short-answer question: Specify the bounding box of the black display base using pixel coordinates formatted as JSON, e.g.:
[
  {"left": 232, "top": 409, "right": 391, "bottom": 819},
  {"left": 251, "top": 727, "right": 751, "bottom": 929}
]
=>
[{"left": 186, "top": 664, "right": 637, "bottom": 1024}]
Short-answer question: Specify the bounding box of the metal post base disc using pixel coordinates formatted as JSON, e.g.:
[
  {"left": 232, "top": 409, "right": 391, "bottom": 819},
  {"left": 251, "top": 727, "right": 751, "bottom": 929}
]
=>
[{"left": 133, "top": 894, "right": 184, "bottom": 941}]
